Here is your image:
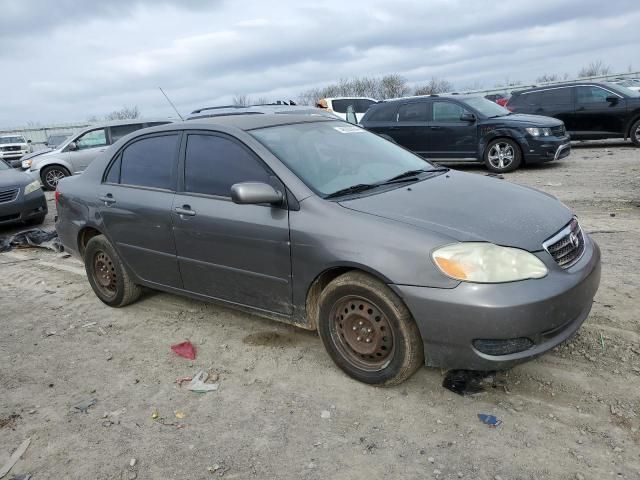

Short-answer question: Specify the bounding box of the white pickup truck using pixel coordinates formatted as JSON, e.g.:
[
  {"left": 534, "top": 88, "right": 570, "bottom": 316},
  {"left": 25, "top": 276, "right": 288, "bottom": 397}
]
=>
[{"left": 0, "top": 134, "right": 32, "bottom": 168}]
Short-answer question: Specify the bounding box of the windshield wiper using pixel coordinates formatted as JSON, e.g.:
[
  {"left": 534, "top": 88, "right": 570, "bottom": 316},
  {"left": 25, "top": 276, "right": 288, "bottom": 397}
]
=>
[{"left": 324, "top": 183, "right": 380, "bottom": 199}]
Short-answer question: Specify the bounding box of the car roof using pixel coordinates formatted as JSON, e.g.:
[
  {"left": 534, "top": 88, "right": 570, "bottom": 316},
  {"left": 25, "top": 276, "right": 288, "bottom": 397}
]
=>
[
  {"left": 381, "top": 94, "right": 481, "bottom": 104},
  {"left": 174, "top": 114, "right": 337, "bottom": 131},
  {"left": 84, "top": 118, "right": 174, "bottom": 128},
  {"left": 511, "top": 81, "right": 616, "bottom": 94}
]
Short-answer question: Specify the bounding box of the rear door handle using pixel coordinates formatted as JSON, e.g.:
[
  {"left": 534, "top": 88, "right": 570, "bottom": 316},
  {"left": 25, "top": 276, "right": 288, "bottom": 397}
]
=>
[
  {"left": 429, "top": 126, "right": 443, "bottom": 130},
  {"left": 98, "top": 194, "right": 116, "bottom": 205},
  {"left": 174, "top": 206, "right": 196, "bottom": 217}
]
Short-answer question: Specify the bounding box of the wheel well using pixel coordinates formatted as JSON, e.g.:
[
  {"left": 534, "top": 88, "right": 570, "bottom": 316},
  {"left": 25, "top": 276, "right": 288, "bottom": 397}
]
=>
[
  {"left": 40, "top": 163, "right": 71, "bottom": 179},
  {"left": 627, "top": 116, "right": 640, "bottom": 138},
  {"left": 305, "top": 267, "right": 391, "bottom": 331},
  {"left": 78, "top": 227, "right": 102, "bottom": 257},
  {"left": 483, "top": 136, "right": 524, "bottom": 164}
]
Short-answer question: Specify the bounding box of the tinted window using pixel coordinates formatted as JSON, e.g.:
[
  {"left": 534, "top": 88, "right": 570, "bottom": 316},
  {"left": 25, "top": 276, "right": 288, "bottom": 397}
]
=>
[
  {"left": 355, "top": 99, "right": 376, "bottom": 112},
  {"left": 75, "top": 128, "right": 107, "bottom": 150},
  {"left": 331, "top": 99, "right": 373, "bottom": 114},
  {"left": 105, "top": 155, "right": 121, "bottom": 183},
  {"left": 110, "top": 123, "right": 144, "bottom": 143},
  {"left": 397, "top": 103, "right": 428, "bottom": 122},
  {"left": 184, "top": 134, "right": 270, "bottom": 197},
  {"left": 576, "top": 86, "right": 614, "bottom": 104},
  {"left": 525, "top": 88, "right": 573, "bottom": 105},
  {"left": 366, "top": 103, "right": 397, "bottom": 122},
  {"left": 120, "top": 134, "right": 179, "bottom": 190},
  {"left": 432, "top": 101, "right": 465, "bottom": 122}
]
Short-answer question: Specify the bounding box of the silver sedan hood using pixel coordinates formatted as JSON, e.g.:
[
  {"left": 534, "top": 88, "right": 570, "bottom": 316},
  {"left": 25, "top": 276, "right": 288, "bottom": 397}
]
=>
[{"left": 339, "top": 170, "right": 573, "bottom": 252}]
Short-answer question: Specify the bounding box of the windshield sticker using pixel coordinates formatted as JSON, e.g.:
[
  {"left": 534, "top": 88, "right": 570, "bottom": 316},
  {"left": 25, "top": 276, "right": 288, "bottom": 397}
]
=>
[{"left": 333, "top": 126, "right": 365, "bottom": 134}]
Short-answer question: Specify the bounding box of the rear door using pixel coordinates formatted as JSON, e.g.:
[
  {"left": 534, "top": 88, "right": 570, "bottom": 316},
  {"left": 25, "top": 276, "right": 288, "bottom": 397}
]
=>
[
  {"left": 68, "top": 128, "right": 108, "bottom": 172},
  {"left": 574, "top": 86, "right": 627, "bottom": 137},
  {"left": 98, "top": 132, "right": 182, "bottom": 288},
  {"left": 391, "top": 102, "right": 429, "bottom": 155},
  {"left": 361, "top": 102, "right": 400, "bottom": 140},
  {"left": 427, "top": 100, "right": 477, "bottom": 159},
  {"left": 172, "top": 132, "right": 292, "bottom": 314}
]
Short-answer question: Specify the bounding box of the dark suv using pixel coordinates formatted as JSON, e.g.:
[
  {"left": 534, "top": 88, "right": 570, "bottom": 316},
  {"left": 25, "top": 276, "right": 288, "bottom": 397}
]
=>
[
  {"left": 360, "top": 95, "right": 570, "bottom": 173},
  {"left": 507, "top": 82, "right": 640, "bottom": 146}
]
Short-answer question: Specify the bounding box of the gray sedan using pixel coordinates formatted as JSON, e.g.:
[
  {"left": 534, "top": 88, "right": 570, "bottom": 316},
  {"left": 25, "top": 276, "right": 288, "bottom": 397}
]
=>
[
  {"left": 0, "top": 159, "right": 47, "bottom": 227},
  {"left": 54, "top": 115, "right": 601, "bottom": 385}
]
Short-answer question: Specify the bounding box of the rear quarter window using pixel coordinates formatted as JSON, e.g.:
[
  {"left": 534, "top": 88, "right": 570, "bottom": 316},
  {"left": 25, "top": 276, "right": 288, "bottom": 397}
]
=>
[{"left": 364, "top": 103, "right": 398, "bottom": 122}]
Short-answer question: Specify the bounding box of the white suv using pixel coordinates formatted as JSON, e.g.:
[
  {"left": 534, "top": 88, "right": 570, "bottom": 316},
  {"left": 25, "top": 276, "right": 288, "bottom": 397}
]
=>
[
  {"left": 316, "top": 97, "right": 378, "bottom": 122},
  {"left": 0, "top": 134, "right": 32, "bottom": 167}
]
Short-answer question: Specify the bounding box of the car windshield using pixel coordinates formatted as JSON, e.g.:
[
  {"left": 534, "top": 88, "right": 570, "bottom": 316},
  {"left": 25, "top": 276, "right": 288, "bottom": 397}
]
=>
[
  {"left": 250, "top": 121, "right": 437, "bottom": 197},
  {"left": 460, "top": 97, "right": 511, "bottom": 117},
  {"left": 0, "top": 136, "right": 26, "bottom": 144},
  {"left": 605, "top": 82, "right": 640, "bottom": 98}
]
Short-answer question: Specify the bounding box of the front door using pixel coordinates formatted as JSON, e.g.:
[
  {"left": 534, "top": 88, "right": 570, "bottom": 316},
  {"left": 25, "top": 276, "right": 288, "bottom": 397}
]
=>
[
  {"left": 172, "top": 132, "right": 292, "bottom": 314},
  {"left": 98, "top": 132, "right": 182, "bottom": 288},
  {"left": 427, "top": 100, "right": 478, "bottom": 159},
  {"left": 68, "top": 127, "right": 108, "bottom": 173},
  {"left": 574, "top": 86, "right": 627, "bottom": 137}
]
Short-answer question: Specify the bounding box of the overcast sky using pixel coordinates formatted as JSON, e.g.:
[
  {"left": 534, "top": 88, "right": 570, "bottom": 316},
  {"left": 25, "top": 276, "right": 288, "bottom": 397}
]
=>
[{"left": 1, "top": 0, "right": 639, "bottom": 127}]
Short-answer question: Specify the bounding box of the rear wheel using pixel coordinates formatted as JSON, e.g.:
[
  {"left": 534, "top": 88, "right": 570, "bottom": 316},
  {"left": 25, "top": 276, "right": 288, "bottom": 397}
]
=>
[
  {"left": 317, "top": 271, "right": 424, "bottom": 386},
  {"left": 484, "top": 138, "right": 522, "bottom": 173},
  {"left": 631, "top": 119, "right": 640, "bottom": 147},
  {"left": 41, "top": 165, "right": 70, "bottom": 190},
  {"left": 84, "top": 234, "right": 142, "bottom": 307}
]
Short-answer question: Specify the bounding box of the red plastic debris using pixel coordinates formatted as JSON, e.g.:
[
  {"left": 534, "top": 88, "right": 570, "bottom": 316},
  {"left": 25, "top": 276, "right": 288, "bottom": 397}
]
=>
[{"left": 171, "top": 341, "right": 196, "bottom": 360}]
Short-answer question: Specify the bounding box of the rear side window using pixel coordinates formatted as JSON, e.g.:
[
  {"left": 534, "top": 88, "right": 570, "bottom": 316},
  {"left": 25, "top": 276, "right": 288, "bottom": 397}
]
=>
[
  {"left": 576, "top": 86, "right": 613, "bottom": 104},
  {"left": 365, "top": 103, "right": 398, "bottom": 122},
  {"left": 397, "top": 102, "right": 428, "bottom": 122},
  {"left": 119, "top": 134, "right": 179, "bottom": 190},
  {"left": 330, "top": 99, "right": 373, "bottom": 114},
  {"left": 432, "top": 101, "right": 466, "bottom": 122},
  {"left": 110, "top": 123, "right": 144, "bottom": 143},
  {"left": 184, "top": 134, "right": 270, "bottom": 197},
  {"left": 355, "top": 99, "right": 376, "bottom": 112}
]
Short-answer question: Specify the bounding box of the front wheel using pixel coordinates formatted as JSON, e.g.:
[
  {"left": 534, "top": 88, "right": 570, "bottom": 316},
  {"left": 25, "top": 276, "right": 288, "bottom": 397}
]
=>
[
  {"left": 317, "top": 271, "right": 424, "bottom": 386},
  {"left": 630, "top": 119, "right": 640, "bottom": 147},
  {"left": 41, "top": 165, "right": 70, "bottom": 190},
  {"left": 484, "top": 138, "right": 522, "bottom": 173},
  {"left": 84, "top": 234, "right": 142, "bottom": 307}
]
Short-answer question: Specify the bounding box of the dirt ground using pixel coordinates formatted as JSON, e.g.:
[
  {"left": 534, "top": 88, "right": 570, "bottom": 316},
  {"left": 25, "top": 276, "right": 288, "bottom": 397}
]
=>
[{"left": 1, "top": 141, "right": 639, "bottom": 479}]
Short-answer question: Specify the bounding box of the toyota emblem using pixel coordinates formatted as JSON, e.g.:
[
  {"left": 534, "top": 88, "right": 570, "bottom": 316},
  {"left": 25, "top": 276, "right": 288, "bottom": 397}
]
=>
[{"left": 569, "top": 232, "right": 579, "bottom": 248}]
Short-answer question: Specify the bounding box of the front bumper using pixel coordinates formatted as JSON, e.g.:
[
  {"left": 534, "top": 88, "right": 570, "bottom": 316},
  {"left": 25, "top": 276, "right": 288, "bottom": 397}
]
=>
[
  {"left": 521, "top": 135, "right": 571, "bottom": 164},
  {"left": 0, "top": 190, "right": 48, "bottom": 225},
  {"left": 392, "top": 236, "right": 601, "bottom": 371},
  {"left": 0, "top": 151, "right": 29, "bottom": 163}
]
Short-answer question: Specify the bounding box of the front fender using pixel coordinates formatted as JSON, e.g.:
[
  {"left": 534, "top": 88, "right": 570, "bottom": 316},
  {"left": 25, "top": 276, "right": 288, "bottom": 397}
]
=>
[
  {"left": 32, "top": 153, "right": 72, "bottom": 175},
  {"left": 478, "top": 127, "right": 525, "bottom": 157}
]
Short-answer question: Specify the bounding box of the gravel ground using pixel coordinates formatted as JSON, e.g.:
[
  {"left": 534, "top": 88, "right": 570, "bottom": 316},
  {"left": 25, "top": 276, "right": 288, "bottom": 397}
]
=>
[{"left": 1, "top": 140, "right": 639, "bottom": 479}]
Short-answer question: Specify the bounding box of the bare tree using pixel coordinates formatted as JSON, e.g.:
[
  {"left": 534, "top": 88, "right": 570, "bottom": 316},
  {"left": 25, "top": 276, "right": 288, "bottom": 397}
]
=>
[
  {"left": 536, "top": 73, "right": 560, "bottom": 83},
  {"left": 414, "top": 77, "right": 454, "bottom": 95},
  {"left": 103, "top": 106, "right": 140, "bottom": 120},
  {"left": 298, "top": 74, "right": 411, "bottom": 105},
  {"left": 578, "top": 60, "right": 611, "bottom": 78},
  {"left": 232, "top": 94, "right": 271, "bottom": 106}
]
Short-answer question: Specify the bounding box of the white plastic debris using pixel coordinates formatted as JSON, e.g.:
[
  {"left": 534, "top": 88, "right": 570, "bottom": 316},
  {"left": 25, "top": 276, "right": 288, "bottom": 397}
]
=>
[{"left": 187, "top": 370, "right": 219, "bottom": 393}]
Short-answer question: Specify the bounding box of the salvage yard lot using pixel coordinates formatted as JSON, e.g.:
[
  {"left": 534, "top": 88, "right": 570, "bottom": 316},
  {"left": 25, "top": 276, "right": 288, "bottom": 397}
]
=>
[{"left": 1, "top": 141, "right": 639, "bottom": 479}]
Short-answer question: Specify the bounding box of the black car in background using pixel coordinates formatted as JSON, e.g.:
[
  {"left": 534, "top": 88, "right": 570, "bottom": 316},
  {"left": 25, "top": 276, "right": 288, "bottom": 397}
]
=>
[
  {"left": 506, "top": 82, "right": 640, "bottom": 146},
  {"left": 360, "top": 95, "right": 570, "bottom": 173}
]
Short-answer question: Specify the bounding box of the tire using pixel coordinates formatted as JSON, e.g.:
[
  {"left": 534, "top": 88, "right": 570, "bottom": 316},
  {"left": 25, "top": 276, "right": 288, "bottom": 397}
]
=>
[
  {"left": 41, "top": 165, "right": 70, "bottom": 191},
  {"left": 317, "top": 271, "right": 424, "bottom": 386},
  {"left": 29, "top": 215, "right": 46, "bottom": 226},
  {"left": 483, "top": 138, "right": 522, "bottom": 173},
  {"left": 84, "top": 234, "right": 142, "bottom": 307},
  {"left": 630, "top": 119, "right": 640, "bottom": 147}
]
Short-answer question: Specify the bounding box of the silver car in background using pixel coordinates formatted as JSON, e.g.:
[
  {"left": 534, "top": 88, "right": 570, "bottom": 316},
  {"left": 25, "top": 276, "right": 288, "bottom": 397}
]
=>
[{"left": 25, "top": 119, "right": 171, "bottom": 190}]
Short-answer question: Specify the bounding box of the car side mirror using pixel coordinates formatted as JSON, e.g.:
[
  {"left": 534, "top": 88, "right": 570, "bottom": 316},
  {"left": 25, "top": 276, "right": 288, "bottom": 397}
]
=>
[
  {"left": 605, "top": 96, "right": 619, "bottom": 104},
  {"left": 231, "top": 182, "right": 283, "bottom": 206},
  {"left": 68, "top": 141, "right": 78, "bottom": 151},
  {"left": 460, "top": 112, "right": 476, "bottom": 122},
  {"left": 27, "top": 139, "right": 32, "bottom": 143}
]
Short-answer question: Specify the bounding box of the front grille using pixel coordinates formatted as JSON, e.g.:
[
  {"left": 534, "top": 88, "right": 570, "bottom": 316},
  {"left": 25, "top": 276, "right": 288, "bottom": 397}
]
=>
[
  {"left": 543, "top": 218, "right": 585, "bottom": 268},
  {"left": 0, "top": 146, "right": 21, "bottom": 152},
  {"left": 0, "top": 187, "right": 19, "bottom": 204},
  {"left": 551, "top": 125, "right": 565, "bottom": 136}
]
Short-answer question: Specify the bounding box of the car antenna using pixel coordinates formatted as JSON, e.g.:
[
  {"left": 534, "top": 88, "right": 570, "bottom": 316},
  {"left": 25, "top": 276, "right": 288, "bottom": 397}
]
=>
[{"left": 158, "top": 87, "right": 184, "bottom": 121}]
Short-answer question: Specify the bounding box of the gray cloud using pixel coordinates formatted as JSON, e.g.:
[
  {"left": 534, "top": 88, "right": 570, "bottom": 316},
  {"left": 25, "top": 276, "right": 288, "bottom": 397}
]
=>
[{"left": 1, "top": 0, "right": 639, "bottom": 126}]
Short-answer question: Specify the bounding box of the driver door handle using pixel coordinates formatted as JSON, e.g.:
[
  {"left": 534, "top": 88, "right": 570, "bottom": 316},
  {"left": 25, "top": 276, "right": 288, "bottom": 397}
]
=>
[
  {"left": 174, "top": 206, "right": 196, "bottom": 217},
  {"left": 98, "top": 194, "right": 116, "bottom": 205}
]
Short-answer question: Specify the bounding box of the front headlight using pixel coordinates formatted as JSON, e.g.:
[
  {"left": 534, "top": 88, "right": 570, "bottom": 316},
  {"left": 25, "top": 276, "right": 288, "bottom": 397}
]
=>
[
  {"left": 22, "top": 159, "right": 32, "bottom": 169},
  {"left": 525, "top": 127, "right": 552, "bottom": 137},
  {"left": 24, "top": 180, "right": 41, "bottom": 195},
  {"left": 432, "top": 242, "right": 548, "bottom": 283}
]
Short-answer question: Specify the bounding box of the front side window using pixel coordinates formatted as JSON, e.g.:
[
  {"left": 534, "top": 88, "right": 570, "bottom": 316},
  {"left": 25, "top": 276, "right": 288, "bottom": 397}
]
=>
[
  {"left": 119, "top": 134, "right": 179, "bottom": 190},
  {"left": 432, "top": 101, "right": 466, "bottom": 122},
  {"left": 576, "top": 86, "right": 613, "bottom": 104},
  {"left": 250, "top": 121, "right": 436, "bottom": 197},
  {"left": 184, "top": 134, "right": 270, "bottom": 197},
  {"left": 397, "top": 103, "right": 428, "bottom": 122},
  {"left": 75, "top": 128, "right": 107, "bottom": 150},
  {"left": 110, "top": 124, "right": 144, "bottom": 143}
]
